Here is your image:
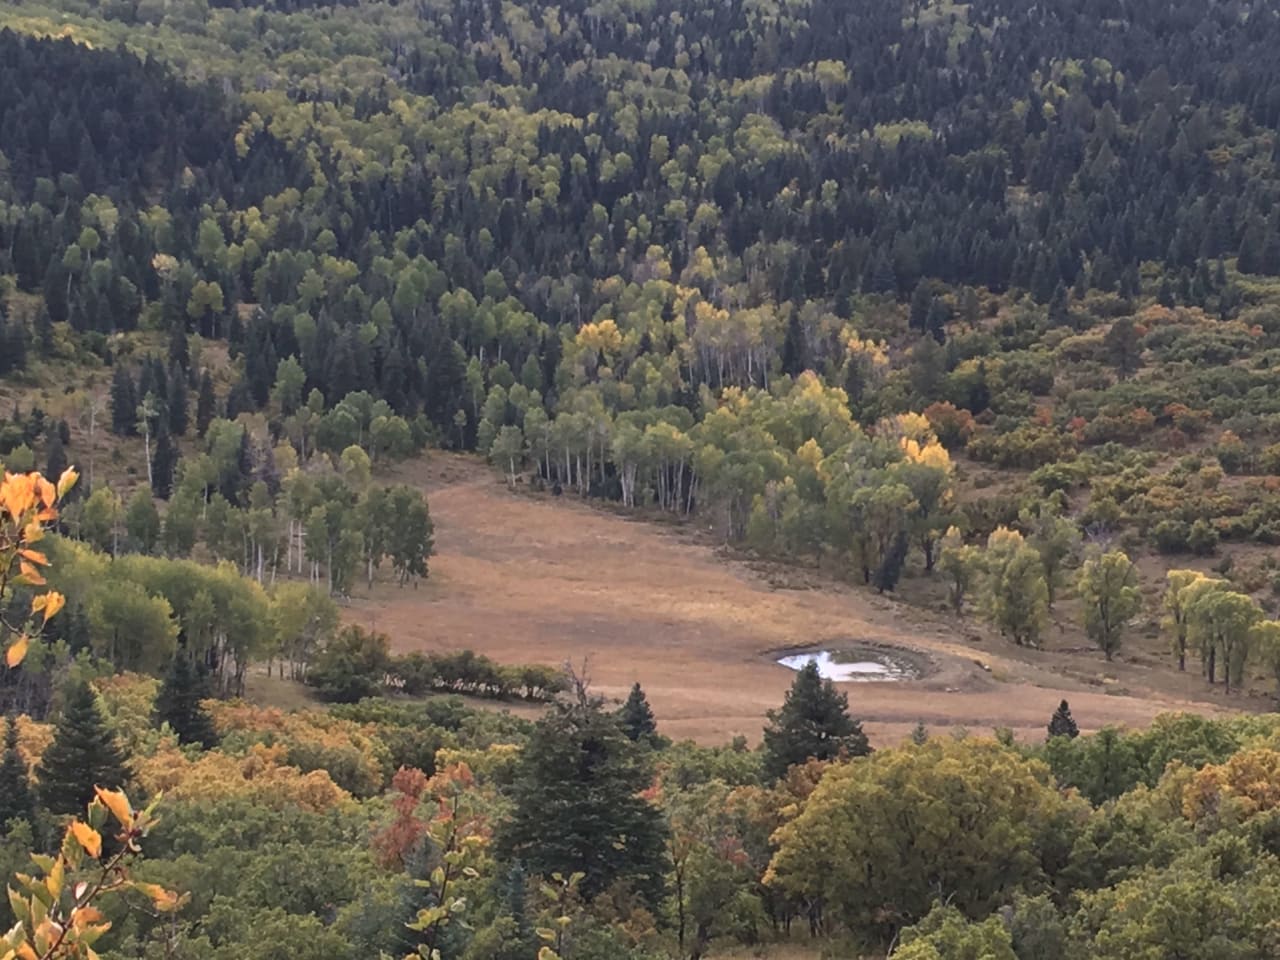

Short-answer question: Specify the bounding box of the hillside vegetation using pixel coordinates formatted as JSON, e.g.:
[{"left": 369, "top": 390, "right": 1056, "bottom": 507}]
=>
[{"left": 5, "top": 0, "right": 1280, "bottom": 957}]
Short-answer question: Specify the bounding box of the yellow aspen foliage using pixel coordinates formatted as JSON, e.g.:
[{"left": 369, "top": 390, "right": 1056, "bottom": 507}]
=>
[
  {"left": 1182, "top": 748, "right": 1280, "bottom": 824},
  {"left": 900, "top": 435, "right": 953, "bottom": 472},
  {"left": 135, "top": 741, "right": 352, "bottom": 813}
]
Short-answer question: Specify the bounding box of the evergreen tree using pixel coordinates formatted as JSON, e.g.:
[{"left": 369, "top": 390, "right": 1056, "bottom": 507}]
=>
[
  {"left": 908, "top": 280, "right": 933, "bottom": 331},
  {"left": 196, "top": 370, "right": 216, "bottom": 437},
  {"left": 36, "top": 681, "right": 132, "bottom": 817},
  {"left": 910, "top": 721, "right": 929, "bottom": 745},
  {"left": 154, "top": 652, "right": 218, "bottom": 748},
  {"left": 168, "top": 363, "right": 189, "bottom": 436},
  {"left": 497, "top": 685, "right": 668, "bottom": 905},
  {"left": 167, "top": 320, "right": 189, "bottom": 371},
  {"left": 618, "top": 682, "right": 658, "bottom": 744},
  {"left": 109, "top": 364, "right": 138, "bottom": 436},
  {"left": 781, "top": 312, "right": 807, "bottom": 376},
  {"left": 151, "top": 423, "right": 178, "bottom": 499},
  {"left": 762, "top": 661, "right": 869, "bottom": 779},
  {"left": 34, "top": 303, "right": 54, "bottom": 357},
  {"left": 45, "top": 431, "right": 68, "bottom": 482},
  {"left": 0, "top": 716, "right": 34, "bottom": 829},
  {"left": 1048, "top": 699, "right": 1079, "bottom": 740}
]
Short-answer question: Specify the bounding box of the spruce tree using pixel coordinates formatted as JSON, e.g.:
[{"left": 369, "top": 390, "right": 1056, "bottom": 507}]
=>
[
  {"left": 36, "top": 681, "right": 132, "bottom": 817},
  {"left": 168, "top": 363, "right": 189, "bottom": 436},
  {"left": 618, "top": 682, "right": 658, "bottom": 744},
  {"left": 1047, "top": 699, "right": 1079, "bottom": 740},
  {"left": 781, "top": 313, "right": 807, "bottom": 377},
  {"left": 45, "top": 431, "right": 68, "bottom": 482},
  {"left": 151, "top": 424, "right": 178, "bottom": 499},
  {"left": 0, "top": 717, "right": 34, "bottom": 829},
  {"left": 196, "top": 370, "right": 216, "bottom": 437},
  {"left": 762, "top": 661, "right": 869, "bottom": 780},
  {"left": 109, "top": 364, "right": 138, "bottom": 436},
  {"left": 908, "top": 280, "right": 933, "bottom": 330},
  {"left": 35, "top": 304, "right": 54, "bottom": 357},
  {"left": 154, "top": 653, "right": 218, "bottom": 748},
  {"left": 497, "top": 686, "right": 668, "bottom": 905}
]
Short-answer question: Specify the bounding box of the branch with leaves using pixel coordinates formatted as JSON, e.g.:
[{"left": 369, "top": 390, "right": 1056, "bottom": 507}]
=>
[
  {"left": 2, "top": 787, "right": 186, "bottom": 960},
  {"left": 1, "top": 468, "right": 77, "bottom": 670}
]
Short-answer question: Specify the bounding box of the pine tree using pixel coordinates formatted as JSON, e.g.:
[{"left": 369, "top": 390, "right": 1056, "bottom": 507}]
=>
[
  {"left": 109, "top": 364, "right": 138, "bottom": 436},
  {"left": 35, "top": 303, "right": 54, "bottom": 357},
  {"left": 36, "top": 681, "right": 132, "bottom": 817},
  {"left": 781, "top": 312, "right": 807, "bottom": 377},
  {"left": 497, "top": 686, "right": 668, "bottom": 905},
  {"left": 154, "top": 652, "right": 218, "bottom": 748},
  {"left": 910, "top": 722, "right": 929, "bottom": 745},
  {"left": 618, "top": 682, "right": 658, "bottom": 744},
  {"left": 167, "top": 320, "right": 189, "bottom": 371},
  {"left": 151, "top": 424, "right": 178, "bottom": 499},
  {"left": 762, "top": 661, "right": 870, "bottom": 779},
  {"left": 1047, "top": 699, "right": 1079, "bottom": 740},
  {"left": 168, "top": 363, "right": 189, "bottom": 436},
  {"left": 908, "top": 280, "right": 933, "bottom": 331},
  {"left": 45, "top": 431, "right": 68, "bottom": 483},
  {"left": 196, "top": 370, "right": 216, "bottom": 437},
  {"left": 0, "top": 716, "right": 34, "bottom": 829}
]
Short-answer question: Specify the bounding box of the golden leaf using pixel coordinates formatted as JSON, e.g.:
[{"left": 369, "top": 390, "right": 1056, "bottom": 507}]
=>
[
  {"left": 31, "top": 592, "right": 65, "bottom": 624},
  {"left": 57, "top": 467, "right": 79, "bottom": 500},
  {"left": 70, "top": 822, "right": 102, "bottom": 860},
  {"left": 4, "top": 636, "right": 28, "bottom": 669},
  {"left": 94, "top": 787, "right": 133, "bottom": 830}
]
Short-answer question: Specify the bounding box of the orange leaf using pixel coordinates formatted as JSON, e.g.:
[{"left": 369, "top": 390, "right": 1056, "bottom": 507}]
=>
[
  {"left": 36, "top": 477, "right": 55, "bottom": 509},
  {"left": 71, "top": 821, "right": 102, "bottom": 859},
  {"left": 18, "top": 548, "right": 48, "bottom": 566},
  {"left": 134, "top": 882, "right": 185, "bottom": 912},
  {"left": 17, "top": 561, "right": 46, "bottom": 586},
  {"left": 5, "top": 635, "right": 28, "bottom": 668},
  {"left": 94, "top": 787, "right": 133, "bottom": 829},
  {"left": 71, "top": 906, "right": 106, "bottom": 927}
]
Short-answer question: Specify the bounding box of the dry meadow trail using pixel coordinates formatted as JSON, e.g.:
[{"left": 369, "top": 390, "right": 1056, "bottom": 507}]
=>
[{"left": 352, "top": 455, "right": 1234, "bottom": 746}]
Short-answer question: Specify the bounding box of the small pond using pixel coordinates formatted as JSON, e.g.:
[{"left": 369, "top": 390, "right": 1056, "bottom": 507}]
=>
[{"left": 776, "top": 647, "right": 920, "bottom": 682}]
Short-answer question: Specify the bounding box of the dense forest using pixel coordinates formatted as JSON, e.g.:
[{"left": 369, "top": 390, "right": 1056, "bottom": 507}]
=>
[{"left": 7, "top": 0, "right": 1280, "bottom": 956}]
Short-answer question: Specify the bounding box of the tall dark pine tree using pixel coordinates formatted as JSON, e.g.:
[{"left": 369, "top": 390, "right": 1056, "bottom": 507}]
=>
[
  {"left": 168, "top": 363, "right": 189, "bottom": 436},
  {"left": 781, "top": 312, "right": 807, "bottom": 377},
  {"left": 497, "top": 686, "right": 668, "bottom": 905},
  {"left": 154, "top": 652, "right": 218, "bottom": 748},
  {"left": 45, "top": 431, "right": 68, "bottom": 482},
  {"left": 762, "top": 661, "right": 869, "bottom": 779},
  {"left": 35, "top": 304, "right": 54, "bottom": 357},
  {"left": 36, "top": 681, "right": 132, "bottom": 817},
  {"left": 618, "top": 682, "right": 658, "bottom": 744},
  {"left": 109, "top": 364, "right": 138, "bottom": 436},
  {"left": 0, "top": 716, "right": 34, "bottom": 829},
  {"left": 195, "top": 370, "right": 216, "bottom": 437},
  {"left": 908, "top": 280, "right": 933, "bottom": 331},
  {"left": 151, "top": 424, "right": 178, "bottom": 499},
  {"left": 1048, "top": 699, "right": 1079, "bottom": 740},
  {"left": 167, "top": 320, "right": 190, "bottom": 372}
]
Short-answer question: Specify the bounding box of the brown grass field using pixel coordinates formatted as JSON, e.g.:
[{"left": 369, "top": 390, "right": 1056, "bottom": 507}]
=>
[{"left": 345, "top": 455, "right": 1241, "bottom": 746}]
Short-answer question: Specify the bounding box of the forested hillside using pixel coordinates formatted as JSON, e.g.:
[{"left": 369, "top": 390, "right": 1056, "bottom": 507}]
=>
[{"left": 6, "top": 0, "right": 1280, "bottom": 956}]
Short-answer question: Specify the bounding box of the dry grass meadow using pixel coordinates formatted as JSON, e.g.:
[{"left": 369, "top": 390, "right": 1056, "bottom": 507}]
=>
[{"left": 344, "top": 454, "right": 1237, "bottom": 746}]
